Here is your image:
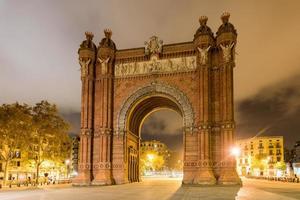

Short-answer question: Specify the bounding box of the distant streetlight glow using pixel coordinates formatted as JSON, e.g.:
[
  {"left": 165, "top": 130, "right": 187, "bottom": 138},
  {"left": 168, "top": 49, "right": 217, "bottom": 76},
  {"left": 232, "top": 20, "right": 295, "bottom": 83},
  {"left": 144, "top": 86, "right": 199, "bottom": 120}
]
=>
[
  {"left": 147, "top": 154, "right": 155, "bottom": 161},
  {"left": 65, "top": 159, "right": 70, "bottom": 165}
]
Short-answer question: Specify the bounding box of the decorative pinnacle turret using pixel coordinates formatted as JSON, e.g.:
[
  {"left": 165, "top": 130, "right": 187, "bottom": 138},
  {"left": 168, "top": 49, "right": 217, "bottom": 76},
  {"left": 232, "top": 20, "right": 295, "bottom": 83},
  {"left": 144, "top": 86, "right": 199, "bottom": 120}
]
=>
[
  {"left": 199, "top": 16, "right": 208, "bottom": 26},
  {"left": 85, "top": 31, "right": 94, "bottom": 40},
  {"left": 221, "top": 12, "right": 230, "bottom": 24},
  {"left": 104, "top": 29, "right": 112, "bottom": 39}
]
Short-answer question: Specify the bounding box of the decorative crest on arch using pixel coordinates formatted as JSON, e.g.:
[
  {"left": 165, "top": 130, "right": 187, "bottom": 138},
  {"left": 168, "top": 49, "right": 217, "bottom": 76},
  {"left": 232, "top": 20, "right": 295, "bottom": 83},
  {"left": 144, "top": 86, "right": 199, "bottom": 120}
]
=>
[
  {"left": 116, "top": 82, "right": 195, "bottom": 134},
  {"left": 144, "top": 36, "right": 163, "bottom": 56}
]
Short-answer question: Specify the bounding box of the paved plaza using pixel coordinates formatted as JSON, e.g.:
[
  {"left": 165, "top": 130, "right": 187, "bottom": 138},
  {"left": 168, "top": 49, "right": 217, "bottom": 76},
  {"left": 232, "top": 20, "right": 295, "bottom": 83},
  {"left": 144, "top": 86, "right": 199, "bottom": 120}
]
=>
[{"left": 0, "top": 178, "right": 299, "bottom": 200}]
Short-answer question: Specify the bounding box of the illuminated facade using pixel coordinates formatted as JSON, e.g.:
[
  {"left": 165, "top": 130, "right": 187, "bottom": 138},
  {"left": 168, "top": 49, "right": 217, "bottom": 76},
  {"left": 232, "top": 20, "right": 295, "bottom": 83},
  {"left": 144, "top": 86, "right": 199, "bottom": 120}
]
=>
[
  {"left": 141, "top": 140, "right": 170, "bottom": 154},
  {"left": 236, "top": 136, "right": 284, "bottom": 177},
  {"left": 0, "top": 146, "right": 70, "bottom": 183}
]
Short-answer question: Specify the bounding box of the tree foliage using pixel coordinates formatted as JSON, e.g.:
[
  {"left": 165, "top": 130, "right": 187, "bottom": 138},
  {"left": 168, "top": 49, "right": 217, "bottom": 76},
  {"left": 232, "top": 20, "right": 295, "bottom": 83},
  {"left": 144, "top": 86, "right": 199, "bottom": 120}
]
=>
[
  {"left": 140, "top": 150, "right": 165, "bottom": 172},
  {"left": 0, "top": 101, "right": 71, "bottom": 185},
  {"left": 0, "top": 103, "right": 32, "bottom": 185},
  {"left": 275, "top": 161, "right": 286, "bottom": 171},
  {"left": 251, "top": 153, "right": 268, "bottom": 170},
  {"left": 29, "top": 101, "right": 71, "bottom": 183}
]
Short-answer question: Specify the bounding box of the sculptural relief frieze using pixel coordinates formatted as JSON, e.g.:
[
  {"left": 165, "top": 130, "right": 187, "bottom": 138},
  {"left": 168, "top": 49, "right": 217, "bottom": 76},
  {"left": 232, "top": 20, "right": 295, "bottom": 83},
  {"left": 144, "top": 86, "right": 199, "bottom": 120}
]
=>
[{"left": 115, "top": 55, "right": 197, "bottom": 77}]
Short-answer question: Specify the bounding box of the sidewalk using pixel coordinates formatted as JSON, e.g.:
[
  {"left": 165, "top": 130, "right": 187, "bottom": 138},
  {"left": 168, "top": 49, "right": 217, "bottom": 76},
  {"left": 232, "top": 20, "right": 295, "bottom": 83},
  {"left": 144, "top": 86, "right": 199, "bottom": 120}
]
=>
[{"left": 0, "top": 183, "right": 71, "bottom": 192}]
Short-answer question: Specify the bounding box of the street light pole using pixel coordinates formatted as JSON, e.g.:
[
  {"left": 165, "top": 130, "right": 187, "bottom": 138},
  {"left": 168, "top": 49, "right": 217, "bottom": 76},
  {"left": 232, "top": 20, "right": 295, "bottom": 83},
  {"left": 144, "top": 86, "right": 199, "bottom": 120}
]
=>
[{"left": 65, "top": 159, "right": 70, "bottom": 180}]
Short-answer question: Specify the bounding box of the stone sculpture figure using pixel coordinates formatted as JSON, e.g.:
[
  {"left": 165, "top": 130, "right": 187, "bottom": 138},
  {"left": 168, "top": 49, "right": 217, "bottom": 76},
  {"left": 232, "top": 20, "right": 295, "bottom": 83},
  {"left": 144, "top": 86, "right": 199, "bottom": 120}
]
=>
[
  {"left": 220, "top": 43, "right": 234, "bottom": 62},
  {"left": 188, "top": 57, "right": 196, "bottom": 69},
  {"left": 98, "top": 57, "right": 110, "bottom": 74},
  {"left": 142, "top": 63, "right": 148, "bottom": 74},
  {"left": 197, "top": 46, "right": 211, "bottom": 65},
  {"left": 167, "top": 59, "right": 173, "bottom": 72},
  {"left": 133, "top": 62, "right": 139, "bottom": 74},
  {"left": 79, "top": 58, "right": 91, "bottom": 77}
]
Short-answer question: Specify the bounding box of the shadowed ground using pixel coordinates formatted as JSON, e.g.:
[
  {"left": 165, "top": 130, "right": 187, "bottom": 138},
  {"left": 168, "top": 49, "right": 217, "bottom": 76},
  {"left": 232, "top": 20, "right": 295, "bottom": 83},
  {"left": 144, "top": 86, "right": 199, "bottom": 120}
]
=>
[{"left": 0, "top": 177, "right": 299, "bottom": 200}]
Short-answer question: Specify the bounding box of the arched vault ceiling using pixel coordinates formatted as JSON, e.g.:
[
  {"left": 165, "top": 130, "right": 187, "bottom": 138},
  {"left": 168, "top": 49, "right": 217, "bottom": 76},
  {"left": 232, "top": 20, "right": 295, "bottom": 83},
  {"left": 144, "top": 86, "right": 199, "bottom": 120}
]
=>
[{"left": 128, "top": 96, "right": 181, "bottom": 135}]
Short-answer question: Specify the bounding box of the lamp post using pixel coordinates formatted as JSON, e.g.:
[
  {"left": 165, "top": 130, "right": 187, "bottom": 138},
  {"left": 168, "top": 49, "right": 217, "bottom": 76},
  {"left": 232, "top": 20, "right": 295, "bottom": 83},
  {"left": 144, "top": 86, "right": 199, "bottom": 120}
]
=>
[
  {"left": 65, "top": 159, "right": 70, "bottom": 179},
  {"left": 230, "top": 147, "right": 241, "bottom": 157}
]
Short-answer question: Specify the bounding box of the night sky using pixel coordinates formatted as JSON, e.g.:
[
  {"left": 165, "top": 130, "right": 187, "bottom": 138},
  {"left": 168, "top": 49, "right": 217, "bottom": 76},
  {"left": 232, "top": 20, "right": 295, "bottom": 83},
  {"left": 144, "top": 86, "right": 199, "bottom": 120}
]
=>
[{"left": 1, "top": 1, "right": 300, "bottom": 151}]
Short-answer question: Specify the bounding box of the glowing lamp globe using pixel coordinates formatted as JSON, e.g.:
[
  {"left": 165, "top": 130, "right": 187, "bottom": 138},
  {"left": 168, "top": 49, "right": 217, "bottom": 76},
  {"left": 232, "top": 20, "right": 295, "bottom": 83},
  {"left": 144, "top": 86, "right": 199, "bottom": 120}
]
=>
[{"left": 230, "top": 147, "right": 241, "bottom": 157}]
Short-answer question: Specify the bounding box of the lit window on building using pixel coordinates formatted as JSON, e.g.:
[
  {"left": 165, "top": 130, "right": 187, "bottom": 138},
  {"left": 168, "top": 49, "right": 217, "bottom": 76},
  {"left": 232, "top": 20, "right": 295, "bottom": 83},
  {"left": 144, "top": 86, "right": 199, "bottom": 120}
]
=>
[
  {"left": 276, "top": 143, "right": 281, "bottom": 148},
  {"left": 15, "top": 151, "right": 21, "bottom": 158},
  {"left": 277, "top": 157, "right": 281, "bottom": 162},
  {"left": 276, "top": 149, "right": 281, "bottom": 155}
]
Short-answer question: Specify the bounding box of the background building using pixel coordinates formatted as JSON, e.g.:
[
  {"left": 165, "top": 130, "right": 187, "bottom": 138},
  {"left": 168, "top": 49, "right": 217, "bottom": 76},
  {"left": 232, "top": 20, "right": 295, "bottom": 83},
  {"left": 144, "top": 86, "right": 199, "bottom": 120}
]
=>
[
  {"left": 0, "top": 149, "right": 35, "bottom": 182},
  {"left": 0, "top": 141, "right": 71, "bottom": 183},
  {"left": 140, "top": 140, "right": 171, "bottom": 173},
  {"left": 70, "top": 136, "right": 80, "bottom": 177},
  {"left": 236, "top": 136, "right": 284, "bottom": 177},
  {"left": 292, "top": 141, "right": 300, "bottom": 176}
]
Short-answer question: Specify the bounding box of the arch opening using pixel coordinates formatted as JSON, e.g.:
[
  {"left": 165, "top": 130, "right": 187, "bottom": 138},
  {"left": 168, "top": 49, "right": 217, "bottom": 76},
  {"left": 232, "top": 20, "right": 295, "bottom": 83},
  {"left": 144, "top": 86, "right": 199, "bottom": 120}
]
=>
[
  {"left": 116, "top": 83, "right": 195, "bottom": 183},
  {"left": 140, "top": 109, "right": 184, "bottom": 179},
  {"left": 127, "top": 95, "right": 182, "bottom": 136},
  {"left": 124, "top": 95, "right": 186, "bottom": 183}
]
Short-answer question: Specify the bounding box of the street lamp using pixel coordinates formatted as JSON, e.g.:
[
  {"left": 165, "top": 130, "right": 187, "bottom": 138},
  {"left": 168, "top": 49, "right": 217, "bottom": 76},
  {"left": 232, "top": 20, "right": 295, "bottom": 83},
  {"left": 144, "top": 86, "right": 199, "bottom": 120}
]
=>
[
  {"left": 65, "top": 159, "right": 70, "bottom": 179},
  {"left": 147, "top": 154, "right": 154, "bottom": 162},
  {"left": 230, "top": 147, "right": 241, "bottom": 157}
]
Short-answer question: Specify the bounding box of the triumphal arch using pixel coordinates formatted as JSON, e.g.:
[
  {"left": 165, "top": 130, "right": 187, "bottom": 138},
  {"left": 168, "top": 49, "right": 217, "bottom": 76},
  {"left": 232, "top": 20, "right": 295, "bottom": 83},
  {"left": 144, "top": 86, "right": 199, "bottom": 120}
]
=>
[{"left": 73, "top": 12, "right": 241, "bottom": 186}]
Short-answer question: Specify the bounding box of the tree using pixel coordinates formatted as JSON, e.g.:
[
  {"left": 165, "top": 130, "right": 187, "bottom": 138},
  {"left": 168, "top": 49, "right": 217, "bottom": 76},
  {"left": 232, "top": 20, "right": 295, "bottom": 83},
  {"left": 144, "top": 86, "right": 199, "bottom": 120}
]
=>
[
  {"left": 0, "top": 103, "right": 32, "bottom": 186},
  {"left": 251, "top": 153, "right": 268, "bottom": 175},
  {"left": 140, "top": 150, "right": 165, "bottom": 173},
  {"left": 29, "top": 101, "right": 71, "bottom": 184},
  {"left": 275, "top": 161, "right": 286, "bottom": 171}
]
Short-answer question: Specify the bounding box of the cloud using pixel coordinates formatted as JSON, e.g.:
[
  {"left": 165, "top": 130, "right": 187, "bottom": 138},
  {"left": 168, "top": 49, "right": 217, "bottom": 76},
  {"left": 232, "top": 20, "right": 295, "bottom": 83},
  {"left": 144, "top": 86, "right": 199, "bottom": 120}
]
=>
[
  {"left": 141, "top": 109, "right": 182, "bottom": 136},
  {"left": 141, "top": 109, "right": 183, "bottom": 151},
  {"left": 1, "top": 1, "right": 300, "bottom": 111},
  {"left": 59, "top": 109, "right": 80, "bottom": 136},
  {"left": 236, "top": 73, "right": 300, "bottom": 149}
]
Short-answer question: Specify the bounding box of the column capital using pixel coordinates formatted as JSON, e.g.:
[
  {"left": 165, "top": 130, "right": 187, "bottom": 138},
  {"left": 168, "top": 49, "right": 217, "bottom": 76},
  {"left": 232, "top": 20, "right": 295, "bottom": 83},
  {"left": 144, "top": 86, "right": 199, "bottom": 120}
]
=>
[
  {"left": 94, "top": 128, "right": 113, "bottom": 137},
  {"left": 80, "top": 128, "right": 93, "bottom": 136}
]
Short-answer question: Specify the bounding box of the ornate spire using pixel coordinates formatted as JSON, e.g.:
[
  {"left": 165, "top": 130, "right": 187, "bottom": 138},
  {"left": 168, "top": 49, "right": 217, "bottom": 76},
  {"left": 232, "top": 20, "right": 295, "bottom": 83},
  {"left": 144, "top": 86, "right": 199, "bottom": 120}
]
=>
[
  {"left": 79, "top": 31, "right": 96, "bottom": 52},
  {"left": 199, "top": 16, "right": 208, "bottom": 26},
  {"left": 217, "top": 12, "right": 237, "bottom": 36},
  {"left": 99, "top": 28, "right": 116, "bottom": 50},
  {"left": 104, "top": 29, "right": 112, "bottom": 39},
  {"left": 221, "top": 12, "right": 230, "bottom": 24},
  {"left": 194, "top": 15, "right": 213, "bottom": 39},
  {"left": 85, "top": 31, "right": 94, "bottom": 40}
]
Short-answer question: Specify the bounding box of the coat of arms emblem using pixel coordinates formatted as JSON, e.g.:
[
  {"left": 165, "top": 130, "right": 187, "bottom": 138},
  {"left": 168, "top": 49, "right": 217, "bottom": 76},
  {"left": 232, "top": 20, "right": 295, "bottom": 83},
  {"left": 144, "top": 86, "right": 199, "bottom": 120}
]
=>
[{"left": 144, "top": 36, "right": 163, "bottom": 56}]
